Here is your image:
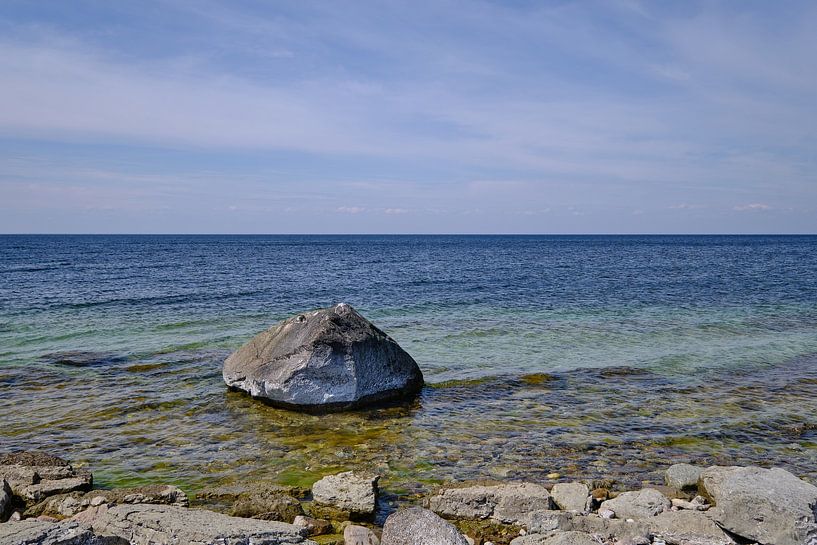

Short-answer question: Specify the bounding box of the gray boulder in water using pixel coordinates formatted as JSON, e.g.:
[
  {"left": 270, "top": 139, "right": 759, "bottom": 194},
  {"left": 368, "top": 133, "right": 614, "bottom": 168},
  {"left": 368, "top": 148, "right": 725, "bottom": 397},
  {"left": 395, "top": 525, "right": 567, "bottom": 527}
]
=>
[{"left": 223, "top": 303, "right": 423, "bottom": 412}]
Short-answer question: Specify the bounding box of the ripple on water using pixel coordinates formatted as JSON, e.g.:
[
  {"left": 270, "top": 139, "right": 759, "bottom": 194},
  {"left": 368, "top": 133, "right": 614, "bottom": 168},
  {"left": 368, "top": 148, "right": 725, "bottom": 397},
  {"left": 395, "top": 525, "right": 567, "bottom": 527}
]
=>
[{"left": 2, "top": 349, "right": 817, "bottom": 496}]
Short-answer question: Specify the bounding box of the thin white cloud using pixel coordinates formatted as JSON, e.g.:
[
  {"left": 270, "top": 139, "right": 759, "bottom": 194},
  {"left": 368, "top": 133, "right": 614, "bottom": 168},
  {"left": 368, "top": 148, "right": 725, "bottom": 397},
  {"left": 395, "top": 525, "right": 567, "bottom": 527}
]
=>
[
  {"left": 336, "top": 206, "right": 366, "bottom": 214},
  {"left": 734, "top": 203, "right": 771, "bottom": 211}
]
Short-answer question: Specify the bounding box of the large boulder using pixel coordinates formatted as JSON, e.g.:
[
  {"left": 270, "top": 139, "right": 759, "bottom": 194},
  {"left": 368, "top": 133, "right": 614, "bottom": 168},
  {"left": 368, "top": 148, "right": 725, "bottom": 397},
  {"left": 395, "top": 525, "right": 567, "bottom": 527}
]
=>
[
  {"left": 381, "top": 507, "right": 470, "bottom": 545},
  {"left": 72, "top": 503, "right": 314, "bottom": 545},
  {"left": 699, "top": 465, "right": 817, "bottom": 545},
  {"left": 223, "top": 304, "right": 423, "bottom": 411},
  {"left": 428, "top": 482, "right": 552, "bottom": 525}
]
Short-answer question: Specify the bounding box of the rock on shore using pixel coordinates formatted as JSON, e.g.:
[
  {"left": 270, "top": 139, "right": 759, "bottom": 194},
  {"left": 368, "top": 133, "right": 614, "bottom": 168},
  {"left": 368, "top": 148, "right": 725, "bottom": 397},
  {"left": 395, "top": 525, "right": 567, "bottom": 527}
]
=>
[
  {"left": 311, "top": 471, "right": 378, "bottom": 519},
  {"left": 699, "top": 465, "right": 817, "bottom": 545},
  {"left": 381, "top": 507, "right": 470, "bottom": 545},
  {"left": 4, "top": 450, "right": 817, "bottom": 545},
  {"left": 223, "top": 304, "right": 424, "bottom": 412},
  {"left": 428, "top": 482, "right": 552, "bottom": 525},
  {"left": 73, "top": 503, "right": 314, "bottom": 545}
]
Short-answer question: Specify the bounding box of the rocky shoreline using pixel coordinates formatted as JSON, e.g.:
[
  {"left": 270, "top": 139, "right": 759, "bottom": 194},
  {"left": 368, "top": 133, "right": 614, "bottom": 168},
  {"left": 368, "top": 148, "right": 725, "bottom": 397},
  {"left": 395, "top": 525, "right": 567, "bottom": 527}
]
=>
[{"left": 2, "top": 451, "right": 816, "bottom": 545}]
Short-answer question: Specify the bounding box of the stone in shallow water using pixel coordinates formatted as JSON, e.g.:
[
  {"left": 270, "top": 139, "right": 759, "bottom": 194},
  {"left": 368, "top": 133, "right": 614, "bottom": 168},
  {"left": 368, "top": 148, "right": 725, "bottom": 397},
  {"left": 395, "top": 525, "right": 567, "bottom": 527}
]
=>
[
  {"left": 599, "top": 488, "right": 670, "bottom": 519},
  {"left": 699, "top": 465, "right": 817, "bottom": 545},
  {"left": 311, "top": 471, "right": 378, "bottom": 518},
  {"left": 223, "top": 303, "right": 423, "bottom": 412},
  {"left": 381, "top": 507, "right": 469, "bottom": 545},
  {"left": 428, "top": 482, "right": 552, "bottom": 525},
  {"left": 39, "top": 351, "right": 127, "bottom": 368},
  {"left": 231, "top": 491, "right": 304, "bottom": 522}
]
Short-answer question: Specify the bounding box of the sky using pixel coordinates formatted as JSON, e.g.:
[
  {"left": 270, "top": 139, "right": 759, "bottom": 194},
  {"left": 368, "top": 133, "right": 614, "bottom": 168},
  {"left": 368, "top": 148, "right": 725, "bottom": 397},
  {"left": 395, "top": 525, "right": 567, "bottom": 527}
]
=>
[{"left": 0, "top": 0, "right": 815, "bottom": 234}]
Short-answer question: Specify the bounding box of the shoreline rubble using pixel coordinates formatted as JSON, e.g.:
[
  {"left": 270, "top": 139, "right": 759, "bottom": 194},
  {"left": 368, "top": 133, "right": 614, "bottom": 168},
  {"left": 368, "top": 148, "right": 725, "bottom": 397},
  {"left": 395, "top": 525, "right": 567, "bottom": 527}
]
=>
[{"left": 2, "top": 451, "right": 815, "bottom": 545}]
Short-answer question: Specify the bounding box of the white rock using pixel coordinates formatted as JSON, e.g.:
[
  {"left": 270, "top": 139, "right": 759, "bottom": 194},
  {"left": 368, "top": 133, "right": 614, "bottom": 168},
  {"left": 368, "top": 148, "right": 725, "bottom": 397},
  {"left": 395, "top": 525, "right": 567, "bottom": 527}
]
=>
[{"left": 312, "top": 471, "right": 378, "bottom": 516}]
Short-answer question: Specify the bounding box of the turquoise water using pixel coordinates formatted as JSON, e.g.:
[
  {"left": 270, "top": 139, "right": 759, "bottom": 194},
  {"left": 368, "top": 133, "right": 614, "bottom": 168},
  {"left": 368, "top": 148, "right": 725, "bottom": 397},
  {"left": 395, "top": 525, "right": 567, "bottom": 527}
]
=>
[{"left": 2, "top": 235, "right": 817, "bottom": 495}]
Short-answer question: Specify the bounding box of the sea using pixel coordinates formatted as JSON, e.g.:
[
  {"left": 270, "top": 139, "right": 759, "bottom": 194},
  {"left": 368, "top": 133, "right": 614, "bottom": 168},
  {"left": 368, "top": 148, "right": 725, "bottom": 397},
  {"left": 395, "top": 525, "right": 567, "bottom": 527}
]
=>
[{"left": 2, "top": 235, "right": 817, "bottom": 497}]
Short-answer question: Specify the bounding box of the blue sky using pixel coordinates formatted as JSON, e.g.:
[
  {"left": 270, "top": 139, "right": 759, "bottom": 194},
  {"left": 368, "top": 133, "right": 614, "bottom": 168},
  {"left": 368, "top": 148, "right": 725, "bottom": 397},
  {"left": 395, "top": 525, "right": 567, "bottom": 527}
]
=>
[{"left": 1, "top": 0, "right": 815, "bottom": 233}]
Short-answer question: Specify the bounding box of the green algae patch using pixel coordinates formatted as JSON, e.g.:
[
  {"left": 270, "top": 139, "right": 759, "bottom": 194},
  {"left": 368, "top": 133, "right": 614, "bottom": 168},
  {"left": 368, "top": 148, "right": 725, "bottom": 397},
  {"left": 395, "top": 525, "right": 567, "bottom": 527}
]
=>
[
  {"left": 126, "top": 362, "right": 170, "bottom": 373},
  {"left": 428, "top": 376, "right": 494, "bottom": 389},
  {"left": 520, "top": 373, "right": 557, "bottom": 385}
]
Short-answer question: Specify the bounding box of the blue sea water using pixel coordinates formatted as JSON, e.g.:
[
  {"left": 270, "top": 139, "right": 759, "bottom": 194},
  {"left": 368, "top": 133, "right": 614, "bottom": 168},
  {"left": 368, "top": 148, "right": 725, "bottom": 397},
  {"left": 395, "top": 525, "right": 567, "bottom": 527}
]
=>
[{"left": 2, "top": 235, "right": 817, "bottom": 493}]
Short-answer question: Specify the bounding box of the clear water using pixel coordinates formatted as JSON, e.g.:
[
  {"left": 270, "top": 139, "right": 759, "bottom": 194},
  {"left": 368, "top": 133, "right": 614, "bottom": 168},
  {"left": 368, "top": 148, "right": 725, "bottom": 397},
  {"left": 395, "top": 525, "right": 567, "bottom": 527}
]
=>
[{"left": 2, "top": 235, "right": 817, "bottom": 497}]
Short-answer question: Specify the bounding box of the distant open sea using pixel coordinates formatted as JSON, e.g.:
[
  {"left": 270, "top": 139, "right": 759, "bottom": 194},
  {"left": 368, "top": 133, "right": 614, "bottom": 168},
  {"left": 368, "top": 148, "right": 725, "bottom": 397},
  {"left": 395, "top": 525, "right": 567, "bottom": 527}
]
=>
[{"left": 2, "top": 235, "right": 817, "bottom": 495}]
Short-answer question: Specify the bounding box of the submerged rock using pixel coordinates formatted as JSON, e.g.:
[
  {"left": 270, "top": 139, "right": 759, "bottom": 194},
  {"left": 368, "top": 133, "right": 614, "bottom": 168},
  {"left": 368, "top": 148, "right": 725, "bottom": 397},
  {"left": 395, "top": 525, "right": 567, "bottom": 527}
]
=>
[
  {"left": 428, "top": 482, "right": 552, "bottom": 525},
  {"left": 381, "top": 507, "right": 470, "bottom": 545},
  {"left": 73, "top": 503, "right": 314, "bottom": 544},
  {"left": 223, "top": 304, "right": 423, "bottom": 412},
  {"left": 699, "top": 465, "right": 817, "bottom": 545},
  {"left": 231, "top": 491, "right": 304, "bottom": 522}
]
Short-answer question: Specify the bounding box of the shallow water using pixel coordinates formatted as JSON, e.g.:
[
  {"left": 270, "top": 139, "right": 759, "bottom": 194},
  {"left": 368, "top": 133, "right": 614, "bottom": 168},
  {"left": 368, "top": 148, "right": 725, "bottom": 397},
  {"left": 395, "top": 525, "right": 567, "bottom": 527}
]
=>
[{"left": 2, "top": 235, "right": 817, "bottom": 496}]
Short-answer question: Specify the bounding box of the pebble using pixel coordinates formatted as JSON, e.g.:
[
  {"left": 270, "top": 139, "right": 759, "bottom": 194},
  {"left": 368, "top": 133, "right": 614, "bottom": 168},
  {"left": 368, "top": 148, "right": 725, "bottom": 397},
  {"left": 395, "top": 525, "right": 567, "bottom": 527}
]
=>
[{"left": 546, "top": 473, "right": 561, "bottom": 479}]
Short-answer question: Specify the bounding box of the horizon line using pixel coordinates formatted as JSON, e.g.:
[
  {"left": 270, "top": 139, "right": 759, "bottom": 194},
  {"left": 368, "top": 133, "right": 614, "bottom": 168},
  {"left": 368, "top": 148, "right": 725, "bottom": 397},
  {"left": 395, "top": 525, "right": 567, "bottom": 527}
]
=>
[{"left": 2, "top": 233, "right": 816, "bottom": 237}]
